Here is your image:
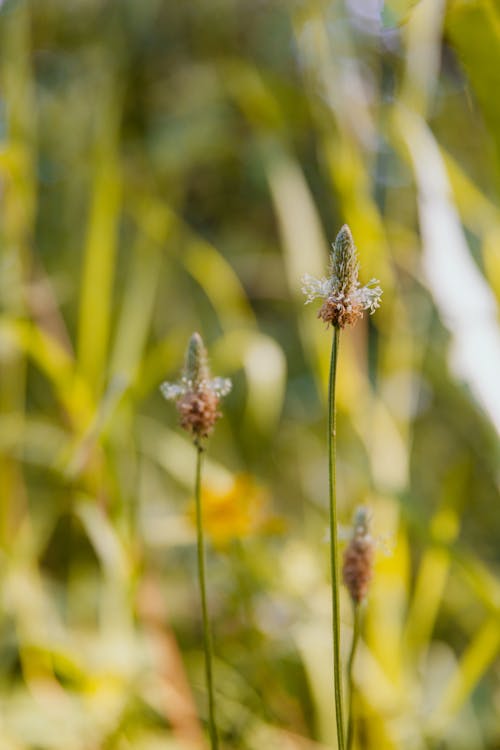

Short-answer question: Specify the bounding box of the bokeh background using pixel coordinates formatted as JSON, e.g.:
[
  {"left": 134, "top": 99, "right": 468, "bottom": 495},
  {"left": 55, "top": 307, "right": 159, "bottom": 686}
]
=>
[{"left": 1, "top": 0, "right": 500, "bottom": 748}]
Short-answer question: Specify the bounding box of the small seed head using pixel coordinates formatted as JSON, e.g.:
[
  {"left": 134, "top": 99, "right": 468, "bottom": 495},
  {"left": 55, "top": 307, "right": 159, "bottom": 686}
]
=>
[
  {"left": 160, "top": 332, "right": 232, "bottom": 442},
  {"left": 342, "top": 506, "right": 375, "bottom": 604}
]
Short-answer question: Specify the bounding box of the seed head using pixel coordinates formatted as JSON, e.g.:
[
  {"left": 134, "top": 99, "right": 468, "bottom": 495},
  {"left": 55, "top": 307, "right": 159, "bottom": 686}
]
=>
[
  {"left": 342, "top": 506, "right": 375, "bottom": 604},
  {"left": 160, "top": 332, "right": 232, "bottom": 441},
  {"left": 301, "top": 224, "right": 382, "bottom": 329}
]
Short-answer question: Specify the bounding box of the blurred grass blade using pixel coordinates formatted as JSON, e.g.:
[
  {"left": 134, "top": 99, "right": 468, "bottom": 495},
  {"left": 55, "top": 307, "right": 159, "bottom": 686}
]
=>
[
  {"left": 267, "top": 151, "right": 327, "bottom": 293},
  {"left": 111, "top": 198, "right": 174, "bottom": 382},
  {"left": 135, "top": 335, "right": 187, "bottom": 400},
  {"left": 0, "top": 318, "right": 93, "bottom": 432},
  {"left": 292, "top": 620, "right": 337, "bottom": 746},
  {"left": 110, "top": 235, "right": 163, "bottom": 382},
  {"left": 211, "top": 329, "right": 286, "bottom": 435},
  {"left": 0, "top": 0, "right": 35, "bottom": 545},
  {"left": 184, "top": 237, "right": 256, "bottom": 330},
  {"left": 76, "top": 499, "right": 128, "bottom": 578},
  {"left": 400, "top": 0, "right": 446, "bottom": 116},
  {"left": 446, "top": 0, "right": 500, "bottom": 161},
  {"left": 395, "top": 106, "right": 500, "bottom": 435},
  {"left": 444, "top": 150, "right": 499, "bottom": 232},
  {"left": 404, "top": 532, "right": 454, "bottom": 659},
  {"left": 267, "top": 151, "right": 330, "bottom": 387},
  {"left": 428, "top": 617, "right": 500, "bottom": 737},
  {"left": 221, "top": 60, "right": 284, "bottom": 131},
  {"left": 404, "top": 462, "right": 467, "bottom": 657},
  {"left": 0, "top": 414, "right": 67, "bottom": 469},
  {"left": 77, "top": 81, "right": 122, "bottom": 395},
  {"left": 456, "top": 553, "right": 500, "bottom": 617},
  {"left": 138, "top": 417, "right": 232, "bottom": 491},
  {"left": 366, "top": 497, "right": 409, "bottom": 688}
]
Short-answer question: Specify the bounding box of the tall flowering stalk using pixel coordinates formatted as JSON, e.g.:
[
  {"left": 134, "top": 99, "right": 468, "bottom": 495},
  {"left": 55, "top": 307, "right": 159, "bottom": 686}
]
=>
[
  {"left": 342, "top": 507, "right": 375, "bottom": 750},
  {"left": 161, "top": 333, "right": 231, "bottom": 750},
  {"left": 302, "top": 225, "right": 381, "bottom": 749}
]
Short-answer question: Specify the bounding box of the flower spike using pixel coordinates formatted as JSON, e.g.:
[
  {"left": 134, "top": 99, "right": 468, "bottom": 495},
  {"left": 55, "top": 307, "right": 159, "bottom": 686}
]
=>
[
  {"left": 160, "top": 333, "right": 232, "bottom": 440},
  {"left": 342, "top": 507, "right": 375, "bottom": 604},
  {"left": 301, "top": 225, "right": 382, "bottom": 328}
]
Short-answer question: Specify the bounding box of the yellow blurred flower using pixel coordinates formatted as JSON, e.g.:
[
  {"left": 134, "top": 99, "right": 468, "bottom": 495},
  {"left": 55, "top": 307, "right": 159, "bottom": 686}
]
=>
[{"left": 187, "top": 473, "right": 282, "bottom": 548}]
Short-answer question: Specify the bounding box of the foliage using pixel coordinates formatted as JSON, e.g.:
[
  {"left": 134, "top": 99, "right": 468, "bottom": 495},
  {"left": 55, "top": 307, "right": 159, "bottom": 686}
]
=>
[{"left": 0, "top": 0, "right": 500, "bottom": 748}]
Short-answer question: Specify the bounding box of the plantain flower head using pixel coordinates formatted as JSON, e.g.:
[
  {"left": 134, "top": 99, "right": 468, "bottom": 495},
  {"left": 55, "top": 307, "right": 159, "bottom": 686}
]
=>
[
  {"left": 160, "top": 332, "right": 231, "bottom": 440},
  {"left": 302, "top": 225, "right": 382, "bottom": 328},
  {"left": 342, "top": 506, "right": 375, "bottom": 604}
]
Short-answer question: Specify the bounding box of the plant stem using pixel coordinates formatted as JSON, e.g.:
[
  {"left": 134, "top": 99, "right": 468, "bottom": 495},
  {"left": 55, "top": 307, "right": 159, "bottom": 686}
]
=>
[
  {"left": 328, "top": 327, "right": 345, "bottom": 750},
  {"left": 346, "top": 603, "right": 361, "bottom": 750},
  {"left": 194, "top": 444, "right": 219, "bottom": 750}
]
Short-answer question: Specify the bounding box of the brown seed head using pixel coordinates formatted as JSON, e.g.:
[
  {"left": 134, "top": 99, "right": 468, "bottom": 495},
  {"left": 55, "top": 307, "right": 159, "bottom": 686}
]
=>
[
  {"left": 160, "top": 332, "right": 232, "bottom": 443},
  {"left": 342, "top": 507, "right": 375, "bottom": 604}
]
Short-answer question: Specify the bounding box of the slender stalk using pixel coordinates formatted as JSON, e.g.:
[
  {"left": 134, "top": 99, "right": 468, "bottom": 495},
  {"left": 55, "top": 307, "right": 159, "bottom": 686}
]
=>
[
  {"left": 346, "top": 603, "right": 361, "bottom": 750},
  {"left": 194, "top": 444, "right": 219, "bottom": 750},
  {"left": 328, "top": 327, "right": 345, "bottom": 750}
]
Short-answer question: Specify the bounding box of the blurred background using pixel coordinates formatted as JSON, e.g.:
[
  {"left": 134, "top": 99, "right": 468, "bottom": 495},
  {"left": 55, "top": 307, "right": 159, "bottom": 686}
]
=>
[{"left": 1, "top": 0, "right": 500, "bottom": 748}]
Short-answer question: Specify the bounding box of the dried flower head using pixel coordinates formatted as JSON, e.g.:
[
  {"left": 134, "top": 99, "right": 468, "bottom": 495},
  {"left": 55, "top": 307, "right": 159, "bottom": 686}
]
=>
[
  {"left": 302, "top": 225, "right": 382, "bottom": 328},
  {"left": 342, "top": 506, "right": 375, "bottom": 604},
  {"left": 160, "top": 332, "right": 232, "bottom": 441}
]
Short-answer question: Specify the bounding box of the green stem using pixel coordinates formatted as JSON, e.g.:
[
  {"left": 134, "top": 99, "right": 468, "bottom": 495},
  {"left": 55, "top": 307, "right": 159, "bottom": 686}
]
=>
[
  {"left": 346, "top": 603, "right": 361, "bottom": 750},
  {"left": 328, "top": 327, "right": 345, "bottom": 750},
  {"left": 194, "top": 444, "right": 219, "bottom": 750}
]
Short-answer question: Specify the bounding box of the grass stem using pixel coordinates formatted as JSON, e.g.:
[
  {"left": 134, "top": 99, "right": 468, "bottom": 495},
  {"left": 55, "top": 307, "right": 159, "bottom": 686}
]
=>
[
  {"left": 194, "top": 444, "right": 219, "bottom": 750},
  {"left": 328, "top": 327, "right": 345, "bottom": 750},
  {"left": 346, "top": 603, "right": 361, "bottom": 750}
]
